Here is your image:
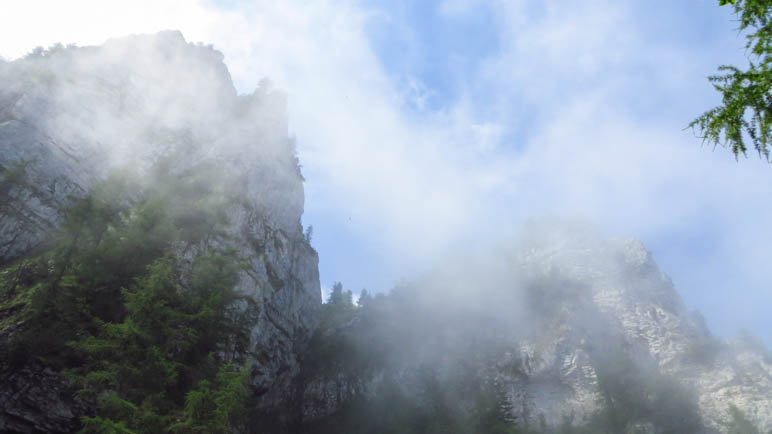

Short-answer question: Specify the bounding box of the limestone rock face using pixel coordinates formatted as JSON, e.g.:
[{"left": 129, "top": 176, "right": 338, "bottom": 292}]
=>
[
  {"left": 0, "top": 361, "right": 89, "bottom": 433},
  {"left": 298, "top": 223, "right": 771, "bottom": 433},
  {"left": 0, "top": 31, "right": 321, "bottom": 431},
  {"left": 514, "top": 228, "right": 772, "bottom": 432}
]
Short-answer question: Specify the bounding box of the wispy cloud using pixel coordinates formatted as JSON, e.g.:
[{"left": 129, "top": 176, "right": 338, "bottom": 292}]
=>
[{"left": 2, "top": 0, "right": 770, "bottom": 344}]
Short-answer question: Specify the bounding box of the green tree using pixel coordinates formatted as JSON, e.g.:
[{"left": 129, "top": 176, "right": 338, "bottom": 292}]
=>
[
  {"left": 471, "top": 380, "right": 518, "bottom": 434},
  {"left": 327, "top": 282, "right": 353, "bottom": 307},
  {"left": 690, "top": 0, "right": 772, "bottom": 160},
  {"left": 0, "top": 160, "right": 256, "bottom": 432},
  {"left": 358, "top": 288, "right": 372, "bottom": 308},
  {"left": 726, "top": 404, "right": 763, "bottom": 434},
  {"left": 318, "top": 282, "right": 356, "bottom": 331},
  {"left": 169, "top": 362, "right": 251, "bottom": 434}
]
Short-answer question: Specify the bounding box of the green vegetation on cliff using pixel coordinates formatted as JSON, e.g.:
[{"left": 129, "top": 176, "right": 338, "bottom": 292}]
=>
[
  {"left": 0, "top": 160, "right": 255, "bottom": 433},
  {"left": 294, "top": 281, "right": 769, "bottom": 434}
]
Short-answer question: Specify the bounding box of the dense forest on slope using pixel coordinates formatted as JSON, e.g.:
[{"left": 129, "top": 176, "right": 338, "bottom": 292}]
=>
[
  {"left": 1, "top": 160, "right": 257, "bottom": 433},
  {"left": 0, "top": 32, "right": 324, "bottom": 433},
  {"left": 282, "top": 283, "right": 771, "bottom": 434}
]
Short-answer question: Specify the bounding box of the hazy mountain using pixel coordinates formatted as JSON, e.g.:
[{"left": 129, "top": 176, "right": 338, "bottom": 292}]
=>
[
  {"left": 0, "top": 31, "right": 319, "bottom": 432},
  {"left": 0, "top": 32, "right": 769, "bottom": 434},
  {"left": 289, "top": 221, "right": 772, "bottom": 433}
]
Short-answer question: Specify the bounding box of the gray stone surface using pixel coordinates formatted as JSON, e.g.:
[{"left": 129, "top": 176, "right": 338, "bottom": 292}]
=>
[
  {"left": 0, "top": 31, "right": 320, "bottom": 431},
  {"left": 513, "top": 233, "right": 772, "bottom": 432},
  {"left": 0, "top": 361, "right": 89, "bottom": 433},
  {"left": 1, "top": 30, "right": 769, "bottom": 434},
  {"left": 298, "top": 225, "right": 772, "bottom": 433}
]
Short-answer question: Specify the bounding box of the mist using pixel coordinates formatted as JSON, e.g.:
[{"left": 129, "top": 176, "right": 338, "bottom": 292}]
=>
[
  {"left": 2, "top": 1, "right": 771, "bottom": 348},
  {"left": 2, "top": 0, "right": 772, "bottom": 431},
  {"left": 294, "top": 216, "right": 760, "bottom": 432}
]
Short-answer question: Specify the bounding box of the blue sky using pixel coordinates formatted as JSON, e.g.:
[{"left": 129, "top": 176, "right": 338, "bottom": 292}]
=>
[
  {"left": 300, "top": 0, "right": 772, "bottom": 346},
  {"left": 1, "top": 0, "right": 770, "bottom": 346}
]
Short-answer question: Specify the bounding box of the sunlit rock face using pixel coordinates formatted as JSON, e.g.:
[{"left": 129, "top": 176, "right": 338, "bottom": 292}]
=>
[
  {"left": 298, "top": 222, "right": 771, "bottom": 433},
  {"left": 0, "top": 31, "right": 320, "bottom": 431},
  {"left": 515, "top": 226, "right": 772, "bottom": 433}
]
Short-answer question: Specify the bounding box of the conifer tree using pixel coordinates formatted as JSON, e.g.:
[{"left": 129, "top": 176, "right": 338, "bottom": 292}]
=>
[{"left": 691, "top": 0, "right": 772, "bottom": 160}]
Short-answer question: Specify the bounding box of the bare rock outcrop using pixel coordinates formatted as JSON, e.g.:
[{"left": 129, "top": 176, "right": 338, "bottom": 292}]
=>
[
  {"left": 0, "top": 31, "right": 321, "bottom": 431},
  {"left": 297, "top": 222, "right": 771, "bottom": 433}
]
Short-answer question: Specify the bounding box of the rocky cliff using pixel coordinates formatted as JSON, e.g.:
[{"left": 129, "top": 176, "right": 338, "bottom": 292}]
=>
[
  {"left": 511, "top": 225, "right": 772, "bottom": 433},
  {"left": 1, "top": 31, "right": 769, "bottom": 434},
  {"left": 295, "top": 222, "right": 772, "bottom": 434},
  {"left": 0, "top": 31, "right": 320, "bottom": 432}
]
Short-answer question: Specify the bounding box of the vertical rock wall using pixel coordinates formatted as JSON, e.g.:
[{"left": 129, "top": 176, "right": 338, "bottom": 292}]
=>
[{"left": 0, "top": 31, "right": 321, "bottom": 431}]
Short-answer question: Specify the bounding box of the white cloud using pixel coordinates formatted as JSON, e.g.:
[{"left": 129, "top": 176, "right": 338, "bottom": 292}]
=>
[
  {"left": 2, "top": 0, "right": 770, "bottom": 342},
  {"left": 0, "top": 1, "right": 241, "bottom": 59}
]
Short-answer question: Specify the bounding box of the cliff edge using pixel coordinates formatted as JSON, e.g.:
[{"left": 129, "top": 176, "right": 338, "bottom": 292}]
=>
[{"left": 0, "top": 31, "right": 321, "bottom": 432}]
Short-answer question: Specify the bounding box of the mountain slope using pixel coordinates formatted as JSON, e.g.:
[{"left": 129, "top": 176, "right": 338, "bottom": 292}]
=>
[
  {"left": 1, "top": 31, "right": 769, "bottom": 434},
  {"left": 0, "top": 31, "right": 321, "bottom": 432},
  {"left": 294, "top": 222, "right": 772, "bottom": 434}
]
